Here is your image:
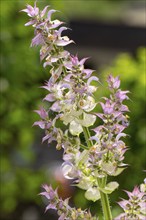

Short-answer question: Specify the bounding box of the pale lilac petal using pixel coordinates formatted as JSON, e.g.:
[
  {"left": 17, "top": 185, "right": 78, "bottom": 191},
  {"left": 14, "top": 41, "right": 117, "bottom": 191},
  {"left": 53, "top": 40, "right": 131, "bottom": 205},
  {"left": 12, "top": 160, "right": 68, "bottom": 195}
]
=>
[
  {"left": 47, "top": 9, "right": 57, "bottom": 20},
  {"left": 87, "top": 76, "right": 99, "bottom": 85},
  {"left": 22, "top": 4, "right": 39, "bottom": 17},
  {"left": 79, "top": 57, "right": 89, "bottom": 65},
  {"left": 60, "top": 83, "right": 70, "bottom": 89},
  {"left": 41, "top": 6, "right": 49, "bottom": 17},
  {"left": 48, "top": 136, "right": 56, "bottom": 143},
  {"left": 92, "top": 125, "right": 105, "bottom": 133},
  {"left": 45, "top": 203, "right": 56, "bottom": 211},
  {"left": 43, "top": 61, "right": 51, "bottom": 68},
  {"left": 25, "top": 20, "right": 36, "bottom": 26},
  {"left": 107, "top": 74, "right": 121, "bottom": 89},
  {"left": 116, "top": 133, "right": 127, "bottom": 141},
  {"left": 115, "top": 90, "right": 129, "bottom": 101},
  {"left": 56, "top": 39, "right": 74, "bottom": 46},
  {"left": 42, "top": 134, "right": 52, "bottom": 143},
  {"left": 70, "top": 55, "right": 79, "bottom": 66},
  {"left": 39, "top": 192, "right": 51, "bottom": 200},
  {"left": 83, "top": 69, "right": 94, "bottom": 79},
  {"left": 33, "top": 121, "right": 45, "bottom": 129},
  {"left": 90, "top": 136, "right": 99, "bottom": 142},
  {"left": 50, "top": 101, "right": 61, "bottom": 112},
  {"left": 31, "top": 33, "right": 45, "bottom": 47},
  {"left": 113, "top": 76, "right": 120, "bottom": 89},
  {"left": 50, "top": 20, "right": 63, "bottom": 29},
  {"left": 34, "top": 107, "right": 48, "bottom": 119},
  {"left": 42, "top": 184, "right": 50, "bottom": 191},
  {"left": 44, "top": 94, "right": 56, "bottom": 102},
  {"left": 57, "top": 27, "right": 68, "bottom": 37},
  {"left": 118, "top": 200, "right": 129, "bottom": 209},
  {"left": 95, "top": 113, "right": 104, "bottom": 120}
]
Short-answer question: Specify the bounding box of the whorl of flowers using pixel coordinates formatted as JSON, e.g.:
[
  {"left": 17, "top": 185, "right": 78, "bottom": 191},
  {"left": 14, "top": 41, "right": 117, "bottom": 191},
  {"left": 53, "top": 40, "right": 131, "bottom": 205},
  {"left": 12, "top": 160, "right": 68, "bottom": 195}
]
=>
[
  {"left": 115, "top": 179, "right": 146, "bottom": 220},
  {"left": 21, "top": 2, "right": 97, "bottom": 140},
  {"left": 22, "top": 3, "right": 137, "bottom": 219},
  {"left": 40, "top": 184, "right": 98, "bottom": 220}
]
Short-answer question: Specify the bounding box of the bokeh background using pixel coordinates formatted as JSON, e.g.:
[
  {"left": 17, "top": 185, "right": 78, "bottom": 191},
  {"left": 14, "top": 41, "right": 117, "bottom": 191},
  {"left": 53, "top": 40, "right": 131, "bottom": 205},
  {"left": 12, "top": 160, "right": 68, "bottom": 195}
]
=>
[{"left": 0, "top": 0, "right": 146, "bottom": 219}]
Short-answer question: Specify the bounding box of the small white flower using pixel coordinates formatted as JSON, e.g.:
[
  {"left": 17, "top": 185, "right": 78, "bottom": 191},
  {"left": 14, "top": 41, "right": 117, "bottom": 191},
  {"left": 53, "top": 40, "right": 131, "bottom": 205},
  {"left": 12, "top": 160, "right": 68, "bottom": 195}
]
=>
[
  {"left": 79, "top": 96, "right": 96, "bottom": 112},
  {"left": 62, "top": 162, "right": 78, "bottom": 179}
]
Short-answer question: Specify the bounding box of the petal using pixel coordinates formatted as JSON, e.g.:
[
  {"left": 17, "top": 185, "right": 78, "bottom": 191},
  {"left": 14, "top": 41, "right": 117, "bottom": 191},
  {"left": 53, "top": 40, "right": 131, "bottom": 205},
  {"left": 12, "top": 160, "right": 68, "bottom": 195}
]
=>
[
  {"left": 104, "top": 181, "right": 119, "bottom": 194},
  {"left": 57, "top": 40, "right": 74, "bottom": 46},
  {"left": 33, "top": 121, "right": 45, "bottom": 129},
  {"left": 80, "top": 113, "right": 96, "bottom": 127},
  {"left": 44, "top": 93, "right": 56, "bottom": 102},
  {"left": 77, "top": 177, "right": 93, "bottom": 190},
  {"left": 62, "top": 162, "right": 77, "bottom": 179},
  {"left": 42, "top": 134, "right": 52, "bottom": 143},
  {"left": 25, "top": 20, "right": 36, "bottom": 26},
  {"left": 57, "top": 26, "right": 68, "bottom": 37},
  {"left": 85, "top": 187, "right": 100, "bottom": 202},
  {"left": 79, "top": 57, "right": 89, "bottom": 66},
  {"left": 50, "top": 20, "right": 63, "bottom": 29},
  {"left": 34, "top": 107, "right": 48, "bottom": 119},
  {"left": 47, "top": 9, "right": 57, "bottom": 20},
  {"left": 45, "top": 203, "right": 57, "bottom": 212},
  {"left": 102, "top": 161, "right": 117, "bottom": 175},
  {"left": 50, "top": 101, "right": 61, "bottom": 112},
  {"left": 41, "top": 6, "right": 49, "bottom": 17},
  {"left": 87, "top": 76, "right": 99, "bottom": 85},
  {"left": 83, "top": 69, "right": 94, "bottom": 79},
  {"left": 69, "top": 120, "right": 83, "bottom": 136}
]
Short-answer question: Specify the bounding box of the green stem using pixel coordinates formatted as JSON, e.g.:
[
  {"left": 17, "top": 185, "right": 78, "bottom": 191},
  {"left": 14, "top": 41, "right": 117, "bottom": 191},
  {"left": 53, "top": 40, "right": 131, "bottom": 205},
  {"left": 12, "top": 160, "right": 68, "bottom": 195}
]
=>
[
  {"left": 80, "top": 143, "right": 89, "bottom": 150},
  {"left": 83, "top": 127, "right": 112, "bottom": 220},
  {"left": 53, "top": 45, "right": 68, "bottom": 75},
  {"left": 98, "top": 178, "right": 112, "bottom": 220},
  {"left": 82, "top": 126, "right": 93, "bottom": 148}
]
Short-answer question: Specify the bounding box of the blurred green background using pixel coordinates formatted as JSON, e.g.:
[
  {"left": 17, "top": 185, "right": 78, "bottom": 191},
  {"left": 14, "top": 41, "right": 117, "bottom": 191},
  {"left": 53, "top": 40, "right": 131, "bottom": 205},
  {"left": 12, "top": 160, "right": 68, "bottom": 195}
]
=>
[{"left": 0, "top": 0, "right": 145, "bottom": 219}]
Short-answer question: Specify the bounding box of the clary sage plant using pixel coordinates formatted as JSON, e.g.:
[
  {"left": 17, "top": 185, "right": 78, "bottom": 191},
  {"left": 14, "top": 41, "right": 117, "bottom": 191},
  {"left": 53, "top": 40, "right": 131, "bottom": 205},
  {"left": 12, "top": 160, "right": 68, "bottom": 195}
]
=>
[{"left": 22, "top": 3, "right": 146, "bottom": 220}]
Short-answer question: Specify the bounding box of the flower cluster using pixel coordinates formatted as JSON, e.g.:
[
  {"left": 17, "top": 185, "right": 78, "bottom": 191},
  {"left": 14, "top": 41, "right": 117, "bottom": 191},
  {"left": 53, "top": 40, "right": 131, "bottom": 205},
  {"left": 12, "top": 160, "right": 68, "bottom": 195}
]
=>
[
  {"left": 89, "top": 75, "right": 129, "bottom": 177},
  {"left": 62, "top": 75, "right": 129, "bottom": 201},
  {"left": 115, "top": 179, "right": 146, "bottom": 220},
  {"left": 22, "top": 3, "right": 141, "bottom": 220},
  {"left": 40, "top": 184, "right": 98, "bottom": 220},
  {"left": 22, "top": 3, "right": 97, "bottom": 137}
]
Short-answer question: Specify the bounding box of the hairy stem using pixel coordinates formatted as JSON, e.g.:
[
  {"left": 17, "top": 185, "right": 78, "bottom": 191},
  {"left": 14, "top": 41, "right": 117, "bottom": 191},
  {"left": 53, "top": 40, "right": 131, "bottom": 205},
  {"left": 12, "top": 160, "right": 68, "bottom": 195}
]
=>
[{"left": 98, "top": 178, "right": 112, "bottom": 220}]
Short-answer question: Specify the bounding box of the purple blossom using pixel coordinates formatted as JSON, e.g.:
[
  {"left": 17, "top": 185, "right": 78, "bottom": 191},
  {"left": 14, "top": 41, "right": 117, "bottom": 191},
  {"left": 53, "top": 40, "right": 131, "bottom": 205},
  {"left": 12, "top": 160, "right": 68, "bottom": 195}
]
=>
[
  {"left": 40, "top": 184, "right": 98, "bottom": 219},
  {"left": 21, "top": 2, "right": 39, "bottom": 17},
  {"left": 107, "top": 74, "right": 120, "bottom": 90},
  {"left": 115, "top": 185, "right": 146, "bottom": 220},
  {"left": 31, "top": 33, "right": 45, "bottom": 47},
  {"left": 115, "top": 90, "right": 129, "bottom": 102},
  {"left": 100, "top": 99, "right": 115, "bottom": 114}
]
